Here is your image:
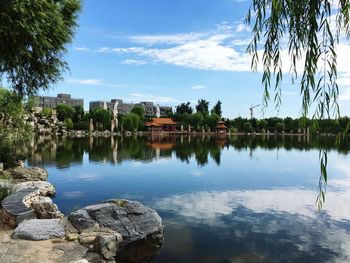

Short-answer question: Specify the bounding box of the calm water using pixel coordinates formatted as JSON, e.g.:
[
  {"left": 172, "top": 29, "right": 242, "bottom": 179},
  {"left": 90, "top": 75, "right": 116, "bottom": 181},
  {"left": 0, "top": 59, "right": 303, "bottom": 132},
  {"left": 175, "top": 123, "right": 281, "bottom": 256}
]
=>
[{"left": 26, "top": 135, "right": 350, "bottom": 263}]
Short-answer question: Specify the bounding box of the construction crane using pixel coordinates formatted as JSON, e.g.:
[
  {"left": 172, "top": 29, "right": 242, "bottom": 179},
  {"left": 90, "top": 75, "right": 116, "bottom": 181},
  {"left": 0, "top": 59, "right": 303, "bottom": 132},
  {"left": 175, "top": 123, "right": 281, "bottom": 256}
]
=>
[{"left": 249, "top": 104, "right": 260, "bottom": 119}]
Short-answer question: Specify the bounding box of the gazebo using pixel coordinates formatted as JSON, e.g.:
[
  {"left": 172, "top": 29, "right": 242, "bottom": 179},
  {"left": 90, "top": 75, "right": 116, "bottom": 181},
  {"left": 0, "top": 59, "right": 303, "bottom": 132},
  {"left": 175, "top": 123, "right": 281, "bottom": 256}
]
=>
[
  {"left": 215, "top": 120, "right": 228, "bottom": 134},
  {"left": 144, "top": 118, "right": 177, "bottom": 132}
]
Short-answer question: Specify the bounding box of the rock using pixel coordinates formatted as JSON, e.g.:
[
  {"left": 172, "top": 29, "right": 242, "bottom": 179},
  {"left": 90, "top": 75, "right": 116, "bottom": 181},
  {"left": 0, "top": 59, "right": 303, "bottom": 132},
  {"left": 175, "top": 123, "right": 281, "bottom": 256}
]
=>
[
  {"left": 66, "top": 233, "right": 79, "bottom": 241},
  {"left": 54, "top": 242, "right": 89, "bottom": 263},
  {"left": 14, "top": 181, "right": 55, "bottom": 196},
  {"left": 69, "top": 200, "right": 164, "bottom": 263},
  {"left": 32, "top": 199, "right": 64, "bottom": 219},
  {"left": 7, "top": 167, "right": 48, "bottom": 182},
  {"left": 70, "top": 260, "right": 89, "bottom": 263},
  {"left": 77, "top": 227, "right": 123, "bottom": 259},
  {"left": 13, "top": 219, "right": 65, "bottom": 240}
]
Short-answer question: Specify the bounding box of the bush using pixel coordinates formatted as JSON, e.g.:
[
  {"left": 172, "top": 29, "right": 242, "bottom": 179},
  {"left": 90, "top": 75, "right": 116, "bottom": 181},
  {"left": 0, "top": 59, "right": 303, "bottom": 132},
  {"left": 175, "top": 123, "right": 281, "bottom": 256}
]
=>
[
  {"left": 243, "top": 122, "right": 253, "bottom": 133},
  {"left": 73, "top": 121, "right": 88, "bottom": 130},
  {"left": 64, "top": 118, "right": 74, "bottom": 130},
  {"left": 0, "top": 183, "right": 13, "bottom": 206},
  {"left": 56, "top": 104, "right": 74, "bottom": 121},
  {"left": 42, "top": 108, "right": 52, "bottom": 118}
]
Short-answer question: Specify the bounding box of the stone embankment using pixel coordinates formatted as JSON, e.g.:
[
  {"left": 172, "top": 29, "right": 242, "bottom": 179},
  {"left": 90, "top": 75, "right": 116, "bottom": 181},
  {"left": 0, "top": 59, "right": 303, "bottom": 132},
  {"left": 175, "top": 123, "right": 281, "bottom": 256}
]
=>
[{"left": 0, "top": 166, "right": 164, "bottom": 263}]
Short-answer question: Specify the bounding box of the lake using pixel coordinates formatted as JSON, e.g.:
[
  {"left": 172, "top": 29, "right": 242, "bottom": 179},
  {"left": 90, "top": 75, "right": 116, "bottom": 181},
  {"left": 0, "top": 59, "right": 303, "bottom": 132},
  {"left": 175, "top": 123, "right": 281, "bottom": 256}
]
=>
[{"left": 26, "top": 135, "right": 350, "bottom": 263}]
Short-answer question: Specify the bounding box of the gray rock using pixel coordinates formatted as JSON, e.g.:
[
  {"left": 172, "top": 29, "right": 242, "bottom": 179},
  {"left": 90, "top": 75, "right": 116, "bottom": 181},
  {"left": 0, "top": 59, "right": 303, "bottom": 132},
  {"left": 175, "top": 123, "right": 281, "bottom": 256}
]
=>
[
  {"left": 69, "top": 200, "right": 164, "bottom": 263},
  {"left": 13, "top": 219, "right": 65, "bottom": 240},
  {"left": 32, "top": 200, "right": 64, "bottom": 219},
  {"left": 14, "top": 181, "right": 55, "bottom": 196},
  {"left": 7, "top": 167, "right": 48, "bottom": 182}
]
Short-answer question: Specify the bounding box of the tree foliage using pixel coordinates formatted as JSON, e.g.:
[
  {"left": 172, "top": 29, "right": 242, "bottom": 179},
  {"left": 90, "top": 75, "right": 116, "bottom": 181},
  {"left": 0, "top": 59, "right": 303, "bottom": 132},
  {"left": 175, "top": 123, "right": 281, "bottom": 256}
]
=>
[
  {"left": 211, "top": 100, "right": 222, "bottom": 117},
  {"left": 246, "top": 0, "right": 350, "bottom": 119},
  {"left": 0, "top": 0, "right": 81, "bottom": 96},
  {"left": 176, "top": 102, "right": 193, "bottom": 115},
  {"left": 196, "top": 99, "right": 209, "bottom": 115},
  {"left": 0, "top": 88, "right": 30, "bottom": 168},
  {"left": 91, "top": 107, "right": 111, "bottom": 131},
  {"left": 56, "top": 104, "right": 74, "bottom": 121}
]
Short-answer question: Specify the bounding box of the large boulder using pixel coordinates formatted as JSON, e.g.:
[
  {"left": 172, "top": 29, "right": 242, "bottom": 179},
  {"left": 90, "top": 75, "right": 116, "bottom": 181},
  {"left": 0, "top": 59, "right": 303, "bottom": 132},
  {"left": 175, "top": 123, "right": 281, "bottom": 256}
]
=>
[
  {"left": 7, "top": 167, "right": 48, "bottom": 182},
  {"left": 68, "top": 200, "right": 164, "bottom": 263},
  {"left": 14, "top": 181, "right": 55, "bottom": 196},
  {"left": 13, "top": 219, "right": 65, "bottom": 240}
]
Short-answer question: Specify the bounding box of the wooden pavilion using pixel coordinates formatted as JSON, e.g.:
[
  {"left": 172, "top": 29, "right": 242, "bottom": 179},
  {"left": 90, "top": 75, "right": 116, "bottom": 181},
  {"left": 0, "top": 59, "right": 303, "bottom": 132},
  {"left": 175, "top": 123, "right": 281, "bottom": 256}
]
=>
[
  {"left": 144, "top": 118, "right": 177, "bottom": 132},
  {"left": 215, "top": 120, "right": 228, "bottom": 134}
]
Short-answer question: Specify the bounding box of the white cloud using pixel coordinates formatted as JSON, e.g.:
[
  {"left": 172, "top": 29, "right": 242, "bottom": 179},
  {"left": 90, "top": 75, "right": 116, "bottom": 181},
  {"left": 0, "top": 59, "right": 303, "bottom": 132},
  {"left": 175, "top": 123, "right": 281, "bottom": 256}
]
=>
[
  {"left": 121, "top": 59, "right": 147, "bottom": 65},
  {"left": 128, "top": 33, "right": 203, "bottom": 45},
  {"left": 74, "top": 47, "right": 91, "bottom": 52},
  {"left": 66, "top": 78, "right": 103, "bottom": 85},
  {"left": 235, "top": 22, "right": 251, "bottom": 33},
  {"left": 124, "top": 93, "right": 179, "bottom": 104},
  {"left": 216, "top": 21, "right": 234, "bottom": 32},
  {"left": 191, "top": 85, "right": 206, "bottom": 90},
  {"left": 65, "top": 78, "right": 130, "bottom": 88}
]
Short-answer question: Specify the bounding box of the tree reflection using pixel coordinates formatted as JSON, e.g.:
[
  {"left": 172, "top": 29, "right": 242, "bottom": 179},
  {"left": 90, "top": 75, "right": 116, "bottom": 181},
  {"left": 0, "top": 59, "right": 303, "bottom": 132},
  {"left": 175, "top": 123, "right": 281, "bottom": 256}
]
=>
[{"left": 26, "top": 135, "right": 349, "bottom": 169}]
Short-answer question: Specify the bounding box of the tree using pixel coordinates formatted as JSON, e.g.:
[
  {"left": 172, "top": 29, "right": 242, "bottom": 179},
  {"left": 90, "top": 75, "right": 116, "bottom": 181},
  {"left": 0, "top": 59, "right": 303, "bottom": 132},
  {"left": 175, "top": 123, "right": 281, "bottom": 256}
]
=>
[
  {"left": 206, "top": 113, "right": 220, "bottom": 131},
  {"left": 247, "top": 0, "right": 348, "bottom": 121},
  {"left": 56, "top": 104, "right": 74, "bottom": 121},
  {"left": 0, "top": 88, "right": 29, "bottom": 168},
  {"left": 191, "top": 112, "right": 204, "bottom": 131},
  {"left": 176, "top": 102, "right": 193, "bottom": 115},
  {"left": 196, "top": 99, "right": 209, "bottom": 115},
  {"left": 73, "top": 105, "right": 84, "bottom": 123},
  {"left": 91, "top": 107, "right": 111, "bottom": 131},
  {"left": 243, "top": 122, "right": 253, "bottom": 133},
  {"left": 0, "top": 0, "right": 81, "bottom": 96},
  {"left": 131, "top": 105, "right": 145, "bottom": 120},
  {"left": 122, "top": 113, "right": 140, "bottom": 132},
  {"left": 211, "top": 101, "right": 222, "bottom": 117}
]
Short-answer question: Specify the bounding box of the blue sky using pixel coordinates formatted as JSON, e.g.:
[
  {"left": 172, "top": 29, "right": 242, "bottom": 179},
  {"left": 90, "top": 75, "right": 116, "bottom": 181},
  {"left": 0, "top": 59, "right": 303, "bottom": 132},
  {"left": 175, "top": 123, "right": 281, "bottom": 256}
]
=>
[{"left": 40, "top": 0, "right": 350, "bottom": 118}]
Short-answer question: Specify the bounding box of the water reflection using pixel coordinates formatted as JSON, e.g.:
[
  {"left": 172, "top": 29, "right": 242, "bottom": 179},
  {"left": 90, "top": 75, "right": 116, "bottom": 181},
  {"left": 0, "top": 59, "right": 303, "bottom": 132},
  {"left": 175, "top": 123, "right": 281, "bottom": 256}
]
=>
[
  {"left": 24, "top": 135, "right": 350, "bottom": 262},
  {"left": 26, "top": 134, "right": 349, "bottom": 168}
]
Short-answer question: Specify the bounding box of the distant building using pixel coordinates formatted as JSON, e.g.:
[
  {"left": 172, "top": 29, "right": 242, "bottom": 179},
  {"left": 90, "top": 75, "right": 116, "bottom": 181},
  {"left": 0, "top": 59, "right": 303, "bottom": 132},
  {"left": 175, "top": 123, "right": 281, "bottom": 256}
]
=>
[
  {"left": 89, "top": 99, "right": 173, "bottom": 116},
  {"left": 35, "top": 94, "right": 83, "bottom": 109}
]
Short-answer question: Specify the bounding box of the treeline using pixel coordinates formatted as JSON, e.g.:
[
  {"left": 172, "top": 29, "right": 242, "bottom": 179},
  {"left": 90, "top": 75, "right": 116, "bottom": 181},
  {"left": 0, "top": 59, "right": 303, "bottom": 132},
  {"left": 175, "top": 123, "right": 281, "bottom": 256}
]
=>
[{"left": 43, "top": 98, "right": 350, "bottom": 134}]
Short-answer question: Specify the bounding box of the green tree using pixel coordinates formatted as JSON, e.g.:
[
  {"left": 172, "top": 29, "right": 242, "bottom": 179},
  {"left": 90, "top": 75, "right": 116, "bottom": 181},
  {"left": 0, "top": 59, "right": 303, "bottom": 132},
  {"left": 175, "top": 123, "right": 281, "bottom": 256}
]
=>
[
  {"left": 64, "top": 118, "right": 74, "bottom": 130},
  {"left": 122, "top": 113, "right": 140, "bottom": 132},
  {"left": 0, "top": 88, "right": 29, "bottom": 168},
  {"left": 73, "top": 105, "right": 84, "bottom": 123},
  {"left": 131, "top": 105, "right": 145, "bottom": 120},
  {"left": 56, "top": 104, "right": 74, "bottom": 121},
  {"left": 275, "top": 122, "right": 286, "bottom": 133},
  {"left": 92, "top": 107, "right": 111, "bottom": 131},
  {"left": 257, "top": 119, "right": 268, "bottom": 131},
  {"left": 206, "top": 113, "right": 220, "bottom": 131},
  {"left": 0, "top": 0, "right": 81, "bottom": 96},
  {"left": 196, "top": 99, "right": 209, "bottom": 115},
  {"left": 247, "top": 0, "right": 347, "bottom": 120},
  {"left": 211, "top": 101, "right": 222, "bottom": 117},
  {"left": 191, "top": 112, "right": 204, "bottom": 131},
  {"left": 176, "top": 102, "right": 193, "bottom": 115},
  {"left": 243, "top": 122, "right": 253, "bottom": 133}
]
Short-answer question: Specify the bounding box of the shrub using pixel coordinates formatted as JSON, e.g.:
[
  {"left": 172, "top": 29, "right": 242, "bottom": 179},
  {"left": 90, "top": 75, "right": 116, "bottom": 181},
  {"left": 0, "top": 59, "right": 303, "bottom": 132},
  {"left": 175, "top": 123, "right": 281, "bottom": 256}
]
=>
[
  {"left": 42, "top": 108, "right": 52, "bottom": 118},
  {"left": 64, "top": 118, "right": 74, "bottom": 130},
  {"left": 243, "top": 122, "right": 253, "bottom": 133},
  {"left": 73, "top": 121, "right": 88, "bottom": 130},
  {"left": 0, "top": 183, "right": 13, "bottom": 206}
]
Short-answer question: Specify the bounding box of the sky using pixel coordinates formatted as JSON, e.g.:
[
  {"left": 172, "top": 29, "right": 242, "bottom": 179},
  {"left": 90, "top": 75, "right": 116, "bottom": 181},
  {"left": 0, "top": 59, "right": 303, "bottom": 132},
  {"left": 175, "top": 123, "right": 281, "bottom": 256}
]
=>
[{"left": 38, "top": 0, "right": 350, "bottom": 118}]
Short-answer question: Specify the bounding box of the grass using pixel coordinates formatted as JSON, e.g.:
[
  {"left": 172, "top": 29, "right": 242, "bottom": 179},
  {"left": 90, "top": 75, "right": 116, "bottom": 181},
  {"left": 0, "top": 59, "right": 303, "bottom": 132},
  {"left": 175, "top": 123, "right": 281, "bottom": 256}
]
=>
[{"left": 0, "top": 183, "right": 13, "bottom": 206}]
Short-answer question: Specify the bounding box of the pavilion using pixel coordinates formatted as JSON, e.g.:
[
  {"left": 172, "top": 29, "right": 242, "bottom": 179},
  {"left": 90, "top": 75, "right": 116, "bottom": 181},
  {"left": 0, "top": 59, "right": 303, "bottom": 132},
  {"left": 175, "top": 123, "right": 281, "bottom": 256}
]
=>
[
  {"left": 215, "top": 120, "right": 228, "bottom": 134},
  {"left": 144, "top": 118, "right": 177, "bottom": 132}
]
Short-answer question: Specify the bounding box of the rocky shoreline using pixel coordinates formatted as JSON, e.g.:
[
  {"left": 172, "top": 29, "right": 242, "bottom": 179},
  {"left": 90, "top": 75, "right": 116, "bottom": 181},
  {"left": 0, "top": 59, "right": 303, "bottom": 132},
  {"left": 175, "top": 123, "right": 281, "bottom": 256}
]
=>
[{"left": 0, "top": 167, "right": 164, "bottom": 263}]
